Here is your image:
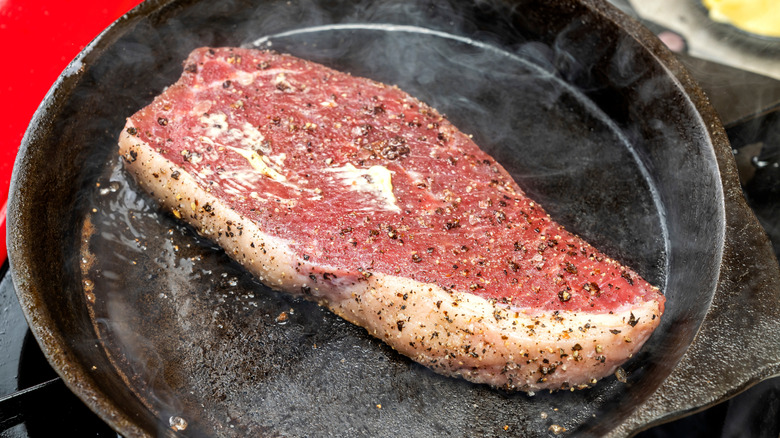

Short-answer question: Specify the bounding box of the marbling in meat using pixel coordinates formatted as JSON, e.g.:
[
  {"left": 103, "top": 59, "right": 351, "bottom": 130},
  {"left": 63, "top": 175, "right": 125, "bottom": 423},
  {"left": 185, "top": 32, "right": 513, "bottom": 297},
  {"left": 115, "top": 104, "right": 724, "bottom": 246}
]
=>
[{"left": 118, "top": 47, "right": 665, "bottom": 391}]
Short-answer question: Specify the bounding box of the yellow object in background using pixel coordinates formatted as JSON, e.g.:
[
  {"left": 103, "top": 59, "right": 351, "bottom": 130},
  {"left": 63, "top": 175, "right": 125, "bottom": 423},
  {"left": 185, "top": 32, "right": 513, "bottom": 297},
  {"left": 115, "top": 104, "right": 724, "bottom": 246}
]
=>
[{"left": 703, "top": 0, "right": 780, "bottom": 37}]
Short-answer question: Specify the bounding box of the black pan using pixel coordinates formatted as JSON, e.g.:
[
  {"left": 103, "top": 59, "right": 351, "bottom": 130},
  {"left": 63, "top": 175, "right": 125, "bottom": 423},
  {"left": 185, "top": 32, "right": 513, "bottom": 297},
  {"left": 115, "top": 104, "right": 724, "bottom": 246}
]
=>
[{"left": 8, "top": 0, "right": 780, "bottom": 436}]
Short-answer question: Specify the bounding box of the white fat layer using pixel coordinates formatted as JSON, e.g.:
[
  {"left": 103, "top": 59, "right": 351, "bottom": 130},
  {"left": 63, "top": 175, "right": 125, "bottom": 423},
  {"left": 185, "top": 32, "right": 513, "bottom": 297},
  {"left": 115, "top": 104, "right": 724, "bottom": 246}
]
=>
[
  {"left": 200, "top": 112, "right": 269, "bottom": 153},
  {"left": 200, "top": 112, "right": 229, "bottom": 138},
  {"left": 239, "top": 122, "right": 269, "bottom": 152},
  {"left": 227, "top": 147, "right": 287, "bottom": 182},
  {"left": 325, "top": 163, "right": 400, "bottom": 212},
  {"left": 197, "top": 112, "right": 288, "bottom": 186},
  {"left": 192, "top": 100, "right": 213, "bottom": 115},
  {"left": 233, "top": 70, "right": 256, "bottom": 86}
]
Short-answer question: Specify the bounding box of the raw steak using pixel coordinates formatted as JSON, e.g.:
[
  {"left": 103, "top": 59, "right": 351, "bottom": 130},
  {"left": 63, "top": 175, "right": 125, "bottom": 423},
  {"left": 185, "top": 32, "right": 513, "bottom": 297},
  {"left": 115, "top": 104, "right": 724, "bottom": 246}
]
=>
[{"left": 118, "top": 47, "right": 665, "bottom": 392}]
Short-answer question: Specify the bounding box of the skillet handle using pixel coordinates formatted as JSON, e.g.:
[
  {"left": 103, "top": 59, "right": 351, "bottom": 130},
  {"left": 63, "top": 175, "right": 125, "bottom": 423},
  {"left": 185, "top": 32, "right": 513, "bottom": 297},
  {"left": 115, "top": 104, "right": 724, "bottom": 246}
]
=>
[
  {"left": 0, "top": 378, "right": 64, "bottom": 431},
  {"left": 676, "top": 53, "right": 780, "bottom": 133},
  {"left": 608, "top": 125, "right": 780, "bottom": 436}
]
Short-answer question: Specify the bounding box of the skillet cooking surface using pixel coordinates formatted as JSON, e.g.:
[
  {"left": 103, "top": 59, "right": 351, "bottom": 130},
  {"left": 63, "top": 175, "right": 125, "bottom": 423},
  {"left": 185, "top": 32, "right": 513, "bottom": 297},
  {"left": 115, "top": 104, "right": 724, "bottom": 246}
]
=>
[{"left": 11, "top": 0, "right": 725, "bottom": 436}]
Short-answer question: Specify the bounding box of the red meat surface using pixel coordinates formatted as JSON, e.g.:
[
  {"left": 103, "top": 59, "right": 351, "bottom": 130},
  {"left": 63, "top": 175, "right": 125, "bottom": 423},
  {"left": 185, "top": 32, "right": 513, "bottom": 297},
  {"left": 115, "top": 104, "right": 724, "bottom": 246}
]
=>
[{"left": 119, "top": 47, "right": 665, "bottom": 391}]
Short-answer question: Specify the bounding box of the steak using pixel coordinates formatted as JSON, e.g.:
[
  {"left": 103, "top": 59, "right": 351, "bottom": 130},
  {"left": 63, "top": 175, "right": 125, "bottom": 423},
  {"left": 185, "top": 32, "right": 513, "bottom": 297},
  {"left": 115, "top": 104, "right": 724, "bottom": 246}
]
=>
[{"left": 118, "top": 47, "right": 665, "bottom": 392}]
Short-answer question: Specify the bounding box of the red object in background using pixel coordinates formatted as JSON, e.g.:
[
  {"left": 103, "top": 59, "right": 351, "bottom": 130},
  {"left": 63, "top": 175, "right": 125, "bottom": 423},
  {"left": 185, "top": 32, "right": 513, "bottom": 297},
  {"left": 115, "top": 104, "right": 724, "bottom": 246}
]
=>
[{"left": 0, "top": 0, "right": 144, "bottom": 263}]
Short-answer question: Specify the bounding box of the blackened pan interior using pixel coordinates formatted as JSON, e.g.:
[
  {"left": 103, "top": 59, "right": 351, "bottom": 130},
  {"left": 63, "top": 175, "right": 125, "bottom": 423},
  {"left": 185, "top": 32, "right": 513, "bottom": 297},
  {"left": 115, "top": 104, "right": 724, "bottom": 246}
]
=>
[{"left": 8, "top": 0, "right": 724, "bottom": 436}]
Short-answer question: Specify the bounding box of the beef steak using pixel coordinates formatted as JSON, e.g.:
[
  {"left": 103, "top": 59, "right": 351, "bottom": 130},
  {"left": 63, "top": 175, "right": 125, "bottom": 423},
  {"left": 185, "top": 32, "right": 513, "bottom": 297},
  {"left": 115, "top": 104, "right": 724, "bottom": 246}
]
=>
[{"left": 118, "top": 47, "right": 665, "bottom": 391}]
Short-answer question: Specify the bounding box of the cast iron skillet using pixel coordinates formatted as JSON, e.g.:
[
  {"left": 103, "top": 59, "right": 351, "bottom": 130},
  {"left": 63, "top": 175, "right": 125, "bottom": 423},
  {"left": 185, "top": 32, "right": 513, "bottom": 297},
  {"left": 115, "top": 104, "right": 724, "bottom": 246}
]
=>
[{"left": 8, "top": 0, "right": 780, "bottom": 436}]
